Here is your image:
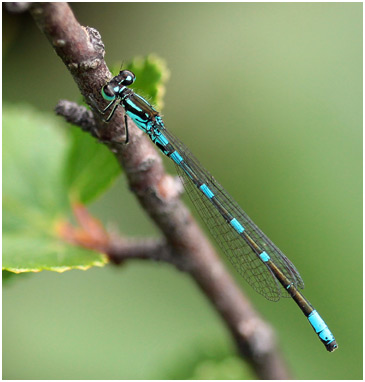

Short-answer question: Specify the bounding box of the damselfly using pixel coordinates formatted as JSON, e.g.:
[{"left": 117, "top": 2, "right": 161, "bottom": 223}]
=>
[{"left": 97, "top": 69, "right": 337, "bottom": 352}]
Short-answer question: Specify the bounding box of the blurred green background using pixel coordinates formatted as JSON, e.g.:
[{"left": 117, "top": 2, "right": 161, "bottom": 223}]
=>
[{"left": 3, "top": 3, "right": 362, "bottom": 380}]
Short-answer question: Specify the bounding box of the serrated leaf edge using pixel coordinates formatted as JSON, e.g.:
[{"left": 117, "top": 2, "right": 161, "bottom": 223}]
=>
[{"left": 2, "top": 256, "right": 108, "bottom": 274}]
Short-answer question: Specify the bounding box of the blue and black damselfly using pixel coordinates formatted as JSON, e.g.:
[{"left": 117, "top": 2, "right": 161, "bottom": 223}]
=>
[{"left": 96, "top": 69, "right": 337, "bottom": 352}]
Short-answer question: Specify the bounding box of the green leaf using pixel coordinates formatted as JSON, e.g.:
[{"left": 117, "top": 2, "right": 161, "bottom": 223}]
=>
[
  {"left": 63, "top": 127, "right": 121, "bottom": 204},
  {"left": 3, "top": 104, "right": 107, "bottom": 274},
  {"left": 3, "top": 56, "right": 170, "bottom": 275}
]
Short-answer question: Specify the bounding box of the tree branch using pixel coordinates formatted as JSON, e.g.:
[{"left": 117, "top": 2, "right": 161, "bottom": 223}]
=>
[{"left": 28, "top": 3, "right": 290, "bottom": 379}]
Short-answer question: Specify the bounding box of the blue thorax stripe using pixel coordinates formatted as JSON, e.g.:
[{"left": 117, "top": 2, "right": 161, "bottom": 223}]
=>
[{"left": 125, "top": 98, "right": 142, "bottom": 112}]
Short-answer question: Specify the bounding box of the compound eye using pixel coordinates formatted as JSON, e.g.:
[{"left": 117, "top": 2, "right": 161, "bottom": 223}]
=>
[
  {"left": 101, "top": 84, "right": 116, "bottom": 101},
  {"left": 119, "top": 70, "right": 135, "bottom": 86}
]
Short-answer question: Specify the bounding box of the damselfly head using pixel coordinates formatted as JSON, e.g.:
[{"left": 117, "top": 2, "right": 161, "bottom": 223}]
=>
[{"left": 117, "top": 70, "right": 135, "bottom": 86}]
